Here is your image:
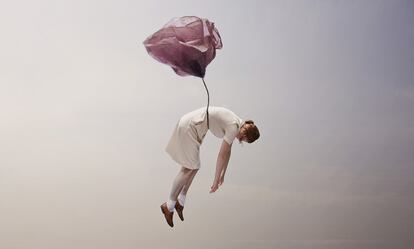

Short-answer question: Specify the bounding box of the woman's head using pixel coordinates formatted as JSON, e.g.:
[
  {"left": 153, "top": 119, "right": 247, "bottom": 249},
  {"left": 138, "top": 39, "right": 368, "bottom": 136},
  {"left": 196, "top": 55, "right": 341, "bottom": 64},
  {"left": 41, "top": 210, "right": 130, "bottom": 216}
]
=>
[{"left": 239, "top": 120, "right": 260, "bottom": 143}]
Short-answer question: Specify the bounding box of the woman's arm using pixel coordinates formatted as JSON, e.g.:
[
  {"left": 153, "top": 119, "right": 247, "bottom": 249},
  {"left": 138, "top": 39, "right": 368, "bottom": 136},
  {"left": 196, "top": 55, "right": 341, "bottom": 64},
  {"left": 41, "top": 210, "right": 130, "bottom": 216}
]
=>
[{"left": 210, "top": 140, "right": 232, "bottom": 193}]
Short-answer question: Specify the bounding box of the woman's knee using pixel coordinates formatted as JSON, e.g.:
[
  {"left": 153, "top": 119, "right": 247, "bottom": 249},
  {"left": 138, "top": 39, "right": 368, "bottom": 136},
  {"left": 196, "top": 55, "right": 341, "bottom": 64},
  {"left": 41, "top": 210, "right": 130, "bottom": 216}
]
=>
[
  {"left": 180, "top": 167, "right": 193, "bottom": 174},
  {"left": 180, "top": 167, "right": 198, "bottom": 176}
]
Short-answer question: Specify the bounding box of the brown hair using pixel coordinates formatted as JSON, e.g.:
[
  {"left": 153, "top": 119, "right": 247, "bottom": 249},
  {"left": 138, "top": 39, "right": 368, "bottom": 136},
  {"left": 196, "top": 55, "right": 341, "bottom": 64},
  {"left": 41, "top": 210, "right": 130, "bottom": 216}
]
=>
[{"left": 241, "top": 120, "right": 260, "bottom": 143}]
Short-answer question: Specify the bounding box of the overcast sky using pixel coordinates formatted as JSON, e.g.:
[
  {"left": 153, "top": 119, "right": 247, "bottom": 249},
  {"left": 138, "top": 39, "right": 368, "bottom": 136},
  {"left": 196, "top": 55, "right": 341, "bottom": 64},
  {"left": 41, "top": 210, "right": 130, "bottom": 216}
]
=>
[{"left": 1, "top": 1, "right": 413, "bottom": 249}]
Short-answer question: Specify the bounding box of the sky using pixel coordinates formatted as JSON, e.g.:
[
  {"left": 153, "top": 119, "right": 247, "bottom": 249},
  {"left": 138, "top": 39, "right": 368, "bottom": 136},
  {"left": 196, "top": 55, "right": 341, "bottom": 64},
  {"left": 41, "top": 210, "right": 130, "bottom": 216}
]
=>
[{"left": 0, "top": 0, "right": 413, "bottom": 248}]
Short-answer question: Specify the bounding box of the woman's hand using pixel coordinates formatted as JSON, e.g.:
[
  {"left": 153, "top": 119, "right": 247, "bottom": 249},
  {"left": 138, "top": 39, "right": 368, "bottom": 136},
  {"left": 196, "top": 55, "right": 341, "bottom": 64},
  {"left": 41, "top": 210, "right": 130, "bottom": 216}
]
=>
[
  {"left": 210, "top": 172, "right": 225, "bottom": 193},
  {"left": 210, "top": 180, "right": 220, "bottom": 193},
  {"left": 218, "top": 174, "right": 224, "bottom": 186},
  {"left": 210, "top": 140, "right": 231, "bottom": 193}
]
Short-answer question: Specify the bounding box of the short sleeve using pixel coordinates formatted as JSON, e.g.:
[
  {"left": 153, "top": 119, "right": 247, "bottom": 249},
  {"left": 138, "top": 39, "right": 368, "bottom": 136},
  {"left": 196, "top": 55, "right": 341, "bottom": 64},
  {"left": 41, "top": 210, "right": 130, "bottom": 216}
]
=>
[{"left": 223, "top": 123, "right": 239, "bottom": 145}]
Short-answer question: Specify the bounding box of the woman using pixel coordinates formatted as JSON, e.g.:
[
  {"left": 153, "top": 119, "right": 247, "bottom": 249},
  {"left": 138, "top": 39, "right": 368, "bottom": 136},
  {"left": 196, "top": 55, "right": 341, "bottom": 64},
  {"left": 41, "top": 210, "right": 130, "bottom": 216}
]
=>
[{"left": 160, "top": 106, "right": 260, "bottom": 227}]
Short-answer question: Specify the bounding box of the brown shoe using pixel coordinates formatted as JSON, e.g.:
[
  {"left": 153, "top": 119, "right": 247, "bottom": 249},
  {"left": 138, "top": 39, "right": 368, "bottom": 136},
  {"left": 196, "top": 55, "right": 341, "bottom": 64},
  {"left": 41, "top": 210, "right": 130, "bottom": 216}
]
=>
[
  {"left": 175, "top": 202, "right": 184, "bottom": 221},
  {"left": 160, "top": 202, "right": 174, "bottom": 227}
]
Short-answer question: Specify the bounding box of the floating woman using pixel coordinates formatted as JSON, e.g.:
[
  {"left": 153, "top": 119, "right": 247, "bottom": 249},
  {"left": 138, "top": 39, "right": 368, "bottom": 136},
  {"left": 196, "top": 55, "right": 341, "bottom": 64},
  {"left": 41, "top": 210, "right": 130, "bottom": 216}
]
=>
[{"left": 160, "top": 106, "right": 260, "bottom": 227}]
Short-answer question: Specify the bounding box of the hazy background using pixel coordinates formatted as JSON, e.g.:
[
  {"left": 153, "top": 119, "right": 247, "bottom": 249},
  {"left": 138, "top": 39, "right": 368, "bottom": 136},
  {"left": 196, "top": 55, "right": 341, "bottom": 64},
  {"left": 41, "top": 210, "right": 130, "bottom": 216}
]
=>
[{"left": 1, "top": 0, "right": 413, "bottom": 248}]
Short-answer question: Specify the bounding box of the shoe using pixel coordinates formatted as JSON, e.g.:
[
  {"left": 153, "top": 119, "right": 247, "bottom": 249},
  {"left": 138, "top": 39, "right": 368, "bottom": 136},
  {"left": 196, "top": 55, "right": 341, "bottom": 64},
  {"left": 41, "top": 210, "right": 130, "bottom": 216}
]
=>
[
  {"left": 175, "top": 202, "right": 184, "bottom": 221},
  {"left": 160, "top": 202, "right": 174, "bottom": 227}
]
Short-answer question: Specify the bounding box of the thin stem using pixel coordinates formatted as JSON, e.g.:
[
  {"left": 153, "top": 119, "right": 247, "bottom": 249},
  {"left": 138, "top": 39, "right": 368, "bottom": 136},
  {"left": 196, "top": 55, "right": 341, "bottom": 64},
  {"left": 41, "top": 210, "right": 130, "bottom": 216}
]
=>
[{"left": 202, "top": 77, "right": 209, "bottom": 129}]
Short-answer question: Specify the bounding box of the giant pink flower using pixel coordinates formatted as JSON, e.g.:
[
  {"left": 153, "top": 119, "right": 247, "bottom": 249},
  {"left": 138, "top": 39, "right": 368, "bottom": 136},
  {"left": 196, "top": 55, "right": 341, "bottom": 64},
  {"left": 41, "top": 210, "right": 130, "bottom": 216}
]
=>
[{"left": 143, "top": 16, "right": 222, "bottom": 78}]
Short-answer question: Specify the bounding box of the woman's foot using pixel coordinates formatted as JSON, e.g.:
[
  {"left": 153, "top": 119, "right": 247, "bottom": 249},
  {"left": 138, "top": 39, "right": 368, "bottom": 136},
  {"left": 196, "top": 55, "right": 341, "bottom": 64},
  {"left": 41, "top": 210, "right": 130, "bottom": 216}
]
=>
[
  {"left": 160, "top": 202, "right": 174, "bottom": 227},
  {"left": 175, "top": 202, "right": 184, "bottom": 221}
]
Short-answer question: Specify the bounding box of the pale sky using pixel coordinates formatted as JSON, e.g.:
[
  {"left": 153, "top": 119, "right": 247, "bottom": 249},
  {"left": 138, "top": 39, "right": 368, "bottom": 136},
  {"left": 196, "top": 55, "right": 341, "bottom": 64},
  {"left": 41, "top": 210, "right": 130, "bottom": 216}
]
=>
[{"left": 1, "top": 1, "right": 413, "bottom": 249}]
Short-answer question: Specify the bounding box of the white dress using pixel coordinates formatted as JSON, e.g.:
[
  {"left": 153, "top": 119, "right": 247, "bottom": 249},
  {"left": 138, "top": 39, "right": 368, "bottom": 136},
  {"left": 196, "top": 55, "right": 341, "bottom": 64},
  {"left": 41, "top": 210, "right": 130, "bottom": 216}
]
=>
[{"left": 165, "top": 106, "right": 243, "bottom": 169}]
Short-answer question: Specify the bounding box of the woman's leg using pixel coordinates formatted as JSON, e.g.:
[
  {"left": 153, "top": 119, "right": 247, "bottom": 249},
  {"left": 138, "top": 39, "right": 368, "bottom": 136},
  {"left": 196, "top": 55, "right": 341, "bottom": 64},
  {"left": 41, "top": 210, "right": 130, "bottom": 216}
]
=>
[
  {"left": 166, "top": 167, "right": 193, "bottom": 211},
  {"left": 177, "top": 169, "right": 198, "bottom": 206},
  {"left": 180, "top": 169, "right": 198, "bottom": 196}
]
